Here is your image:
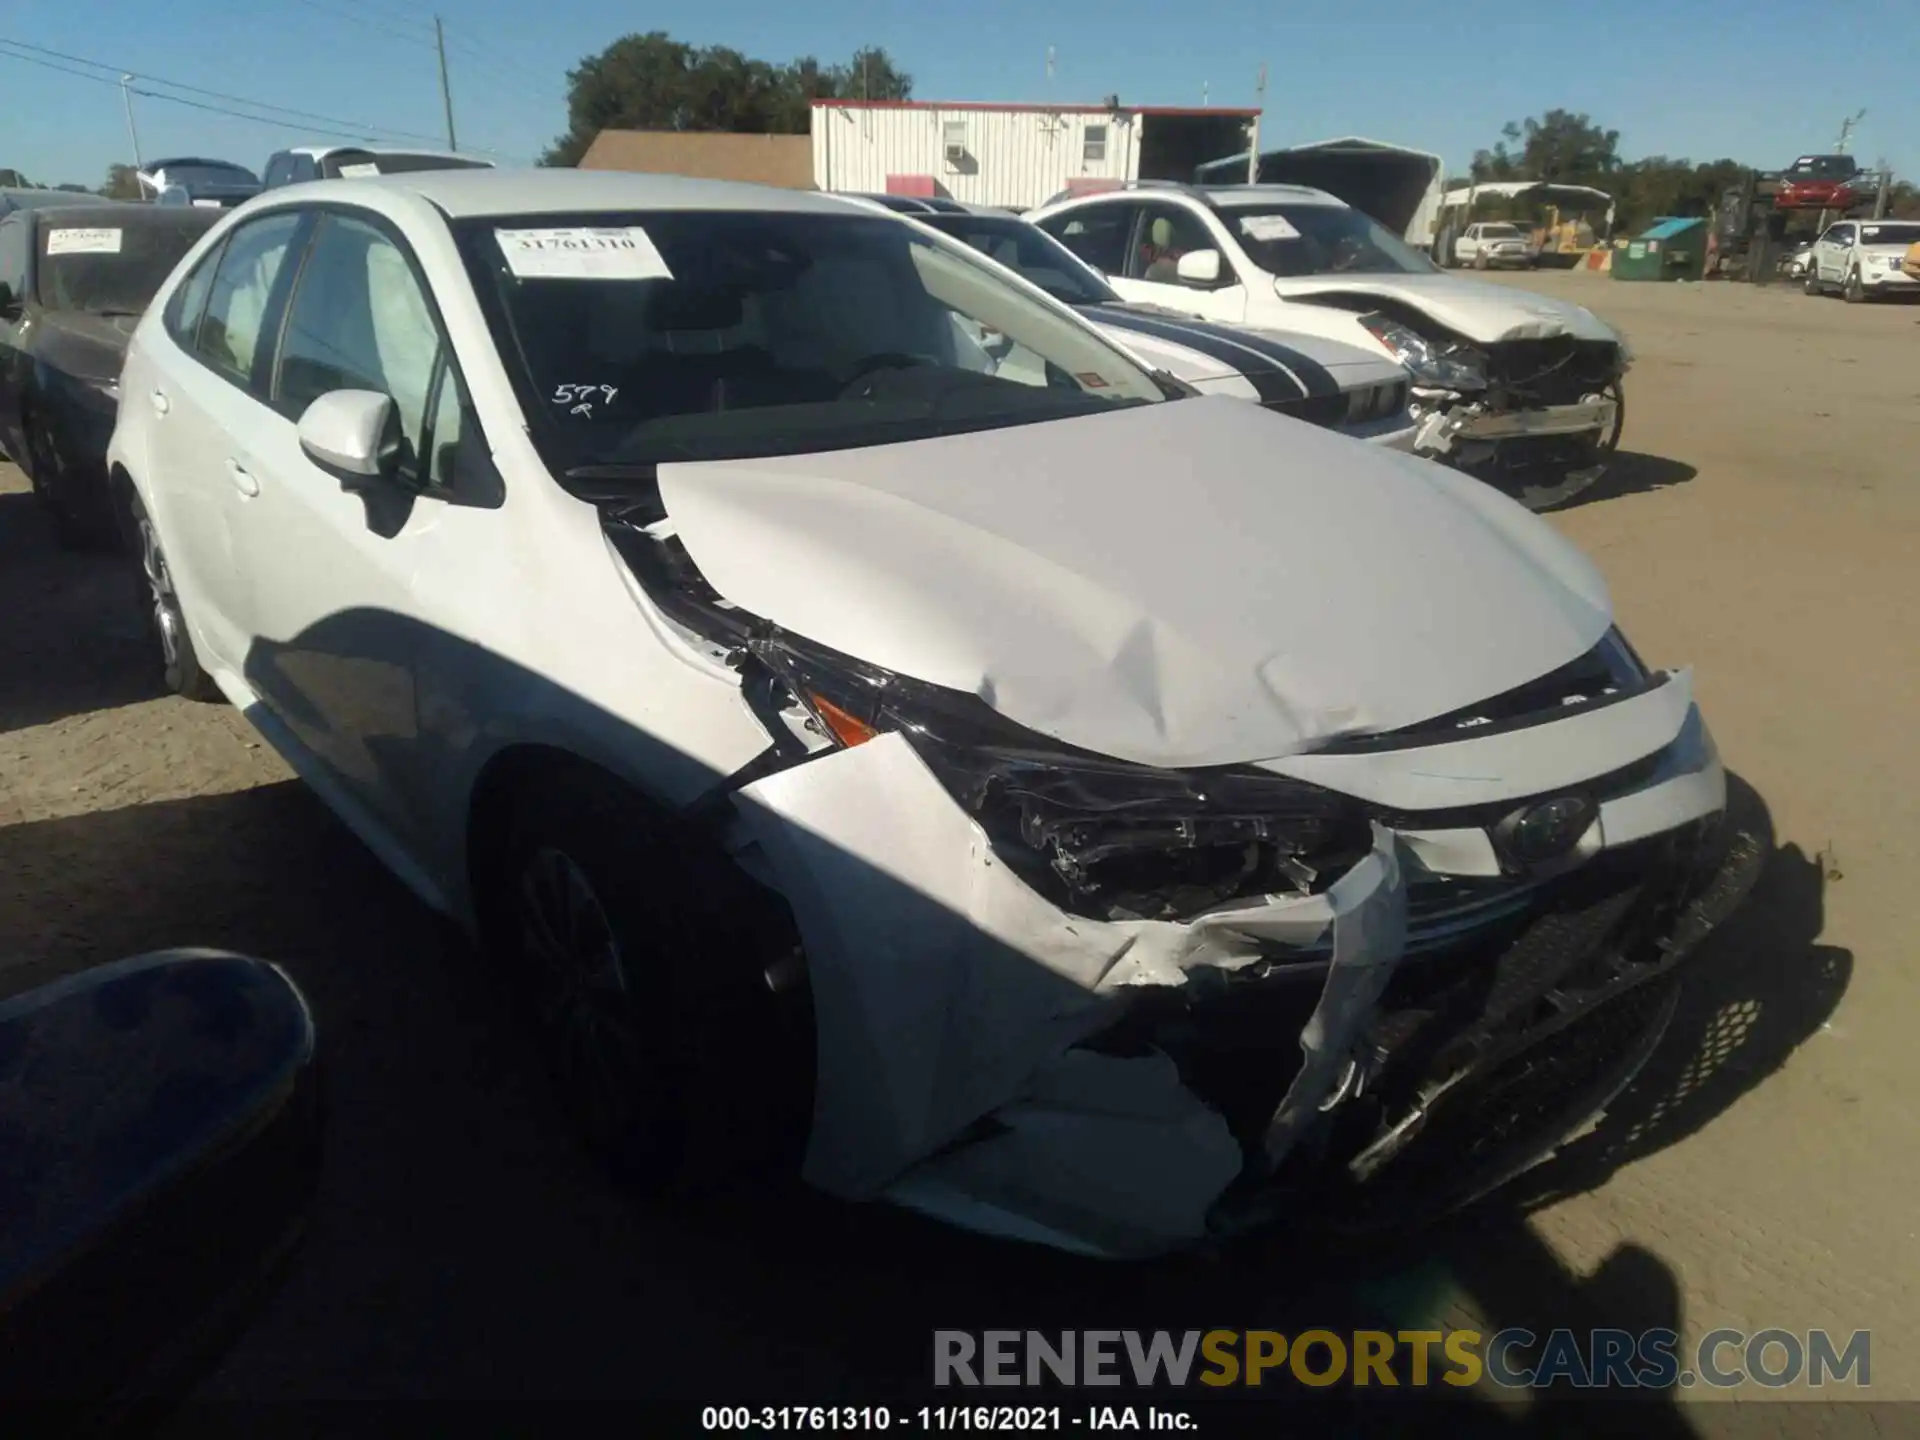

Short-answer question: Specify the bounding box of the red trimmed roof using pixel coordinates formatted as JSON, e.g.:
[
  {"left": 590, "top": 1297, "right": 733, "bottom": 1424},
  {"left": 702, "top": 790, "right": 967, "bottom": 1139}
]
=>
[{"left": 811, "top": 99, "right": 1260, "bottom": 117}]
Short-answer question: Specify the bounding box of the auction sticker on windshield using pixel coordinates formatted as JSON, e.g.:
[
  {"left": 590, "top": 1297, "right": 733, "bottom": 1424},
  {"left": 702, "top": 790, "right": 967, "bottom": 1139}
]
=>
[
  {"left": 495, "top": 226, "right": 674, "bottom": 281},
  {"left": 338, "top": 163, "right": 381, "bottom": 178},
  {"left": 46, "top": 228, "right": 123, "bottom": 256},
  {"left": 1240, "top": 214, "right": 1300, "bottom": 242}
]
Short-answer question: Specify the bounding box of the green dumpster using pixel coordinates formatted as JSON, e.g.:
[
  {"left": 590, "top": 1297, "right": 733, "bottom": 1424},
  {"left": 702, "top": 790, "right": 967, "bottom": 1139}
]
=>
[{"left": 1613, "top": 217, "right": 1708, "bottom": 281}]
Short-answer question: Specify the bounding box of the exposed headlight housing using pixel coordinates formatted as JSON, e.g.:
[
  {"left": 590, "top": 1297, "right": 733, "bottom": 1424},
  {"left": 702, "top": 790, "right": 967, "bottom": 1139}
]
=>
[
  {"left": 750, "top": 633, "right": 1370, "bottom": 922},
  {"left": 1358, "top": 314, "right": 1488, "bottom": 393}
]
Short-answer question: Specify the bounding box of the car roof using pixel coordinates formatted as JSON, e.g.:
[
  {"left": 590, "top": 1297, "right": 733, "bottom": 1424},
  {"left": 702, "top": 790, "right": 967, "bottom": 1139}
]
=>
[
  {"left": 0, "top": 188, "right": 118, "bottom": 213},
  {"left": 1200, "top": 183, "right": 1345, "bottom": 208},
  {"left": 317, "top": 167, "right": 865, "bottom": 219},
  {"left": 143, "top": 157, "right": 256, "bottom": 174},
  {"left": 843, "top": 192, "right": 935, "bottom": 213},
  {"left": 283, "top": 144, "right": 483, "bottom": 162},
  {"left": 32, "top": 203, "right": 220, "bottom": 229}
]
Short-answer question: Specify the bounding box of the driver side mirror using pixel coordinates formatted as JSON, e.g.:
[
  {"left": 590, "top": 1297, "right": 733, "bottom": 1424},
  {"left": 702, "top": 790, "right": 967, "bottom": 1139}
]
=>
[
  {"left": 298, "top": 389, "right": 402, "bottom": 492},
  {"left": 1175, "top": 248, "right": 1224, "bottom": 286}
]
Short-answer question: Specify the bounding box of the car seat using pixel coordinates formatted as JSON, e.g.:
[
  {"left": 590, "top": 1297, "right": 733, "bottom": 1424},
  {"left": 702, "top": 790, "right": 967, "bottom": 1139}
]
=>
[{"left": 1143, "top": 217, "right": 1184, "bottom": 282}]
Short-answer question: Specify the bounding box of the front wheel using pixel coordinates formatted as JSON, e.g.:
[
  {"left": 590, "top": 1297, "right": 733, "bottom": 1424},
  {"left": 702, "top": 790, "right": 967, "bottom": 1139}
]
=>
[
  {"left": 484, "top": 768, "right": 813, "bottom": 1194},
  {"left": 123, "top": 488, "right": 221, "bottom": 701},
  {"left": 1804, "top": 264, "right": 1822, "bottom": 295},
  {"left": 1844, "top": 267, "right": 1866, "bottom": 303},
  {"left": 1473, "top": 251, "right": 1490, "bottom": 271}
]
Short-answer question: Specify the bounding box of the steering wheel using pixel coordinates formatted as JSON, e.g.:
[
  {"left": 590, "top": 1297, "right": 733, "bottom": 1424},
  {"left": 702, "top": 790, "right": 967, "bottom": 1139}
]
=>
[{"left": 839, "top": 352, "right": 932, "bottom": 397}]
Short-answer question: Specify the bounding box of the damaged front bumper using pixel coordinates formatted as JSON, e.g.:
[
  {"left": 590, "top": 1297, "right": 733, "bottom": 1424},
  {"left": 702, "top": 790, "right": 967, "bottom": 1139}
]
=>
[
  {"left": 727, "top": 680, "right": 1747, "bottom": 1259},
  {"left": 1414, "top": 397, "right": 1618, "bottom": 449},
  {"left": 1412, "top": 393, "right": 1622, "bottom": 509}
]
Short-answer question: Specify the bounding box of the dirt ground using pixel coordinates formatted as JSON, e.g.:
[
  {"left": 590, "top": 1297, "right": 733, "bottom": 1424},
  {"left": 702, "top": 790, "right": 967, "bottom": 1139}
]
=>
[{"left": 1, "top": 272, "right": 1915, "bottom": 1430}]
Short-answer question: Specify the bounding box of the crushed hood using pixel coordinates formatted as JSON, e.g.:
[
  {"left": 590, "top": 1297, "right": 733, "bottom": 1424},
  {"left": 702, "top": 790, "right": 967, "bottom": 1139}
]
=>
[
  {"left": 658, "top": 396, "right": 1613, "bottom": 769},
  {"left": 1276, "top": 272, "right": 1620, "bottom": 345}
]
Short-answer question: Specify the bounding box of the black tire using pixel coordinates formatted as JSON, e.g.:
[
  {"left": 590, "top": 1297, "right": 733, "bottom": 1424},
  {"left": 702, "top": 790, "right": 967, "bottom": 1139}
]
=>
[
  {"left": 1803, "top": 263, "right": 1822, "bottom": 295},
  {"left": 122, "top": 487, "right": 221, "bottom": 701},
  {"left": 1843, "top": 267, "right": 1865, "bottom": 303},
  {"left": 483, "top": 766, "right": 812, "bottom": 1195},
  {"left": 1473, "top": 251, "right": 1490, "bottom": 271}
]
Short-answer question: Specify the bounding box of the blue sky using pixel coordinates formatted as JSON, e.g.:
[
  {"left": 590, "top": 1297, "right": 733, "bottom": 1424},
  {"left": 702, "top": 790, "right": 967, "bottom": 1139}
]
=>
[{"left": 2, "top": 0, "right": 1913, "bottom": 189}]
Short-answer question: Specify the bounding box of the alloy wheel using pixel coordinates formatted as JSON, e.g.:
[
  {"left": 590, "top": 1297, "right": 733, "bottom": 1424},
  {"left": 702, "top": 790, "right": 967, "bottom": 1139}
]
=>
[
  {"left": 515, "top": 845, "right": 655, "bottom": 1145},
  {"left": 136, "top": 514, "right": 184, "bottom": 672}
]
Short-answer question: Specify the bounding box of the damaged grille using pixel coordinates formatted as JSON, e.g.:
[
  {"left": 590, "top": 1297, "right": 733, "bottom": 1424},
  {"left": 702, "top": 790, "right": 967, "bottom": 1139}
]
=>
[
  {"left": 1129, "top": 820, "right": 1715, "bottom": 1192},
  {"left": 1265, "top": 380, "right": 1409, "bottom": 432},
  {"left": 1264, "top": 394, "right": 1346, "bottom": 428},
  {"left": 1484, "top": 337, "right": 1622, "bottom": 407}
]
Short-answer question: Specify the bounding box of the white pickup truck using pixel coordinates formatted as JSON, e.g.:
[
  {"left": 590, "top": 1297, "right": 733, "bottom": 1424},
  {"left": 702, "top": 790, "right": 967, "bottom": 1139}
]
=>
[{"left": 1452, "top": 222, "right": 1539, "bottom": 270}]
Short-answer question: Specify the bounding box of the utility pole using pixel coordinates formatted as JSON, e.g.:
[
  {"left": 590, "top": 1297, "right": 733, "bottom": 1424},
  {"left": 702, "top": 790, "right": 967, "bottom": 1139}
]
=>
[
  {"left": 1246, "top": 63, "right": 1266, "bottom": 184},
  {"left": 1835, "top": 109, "right": 1865, "bottom": 154},
  {"left": 434, "top": 16, "right": 457, "bottom": 151},
  {"left": 119, "top": 74, "right": 142, "bottom": 171}
]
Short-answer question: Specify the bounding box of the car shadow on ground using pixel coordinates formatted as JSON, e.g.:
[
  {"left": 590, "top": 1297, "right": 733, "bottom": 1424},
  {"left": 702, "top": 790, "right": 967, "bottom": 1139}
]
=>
[
  {"left": 0, "top": 487, "right": 157, "bottom": 734},
  {"left": 0, "top": 747, "right": 1846, "bottom": 1433},
  {"left": 0, "top": 782, "right": 1703, "bottom": 1434},
  {"left": 1549, "top": 452, "right": 1698, "bottom": 511}
]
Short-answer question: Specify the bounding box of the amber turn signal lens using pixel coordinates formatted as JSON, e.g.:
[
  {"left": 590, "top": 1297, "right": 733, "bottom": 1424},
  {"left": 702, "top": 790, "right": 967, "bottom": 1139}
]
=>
[{"left": 807, "top": 692, "right": 878, "bottom": 748}]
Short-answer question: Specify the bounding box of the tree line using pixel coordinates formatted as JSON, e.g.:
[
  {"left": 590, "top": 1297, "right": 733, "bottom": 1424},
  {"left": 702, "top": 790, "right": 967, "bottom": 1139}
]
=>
[
  {"left": 539, "top": 32, "right": 911, "bottom": 167},
  {"left": 13, "top": 72, "right": 1916, "bottom": 225}
]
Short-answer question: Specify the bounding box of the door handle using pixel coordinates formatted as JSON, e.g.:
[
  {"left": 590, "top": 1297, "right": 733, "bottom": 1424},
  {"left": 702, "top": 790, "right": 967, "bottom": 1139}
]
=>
[
  {"left": 226, "top": 459, "right": 259, "bottom": 497},
  {"left": 149, "top": 389, "right": 171, "bottom": 416}
]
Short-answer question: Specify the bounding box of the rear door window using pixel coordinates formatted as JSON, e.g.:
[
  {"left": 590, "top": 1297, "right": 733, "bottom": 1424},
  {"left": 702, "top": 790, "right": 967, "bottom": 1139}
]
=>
[{"left": 194, "top": 212, "right": 303, "bottom": 388}]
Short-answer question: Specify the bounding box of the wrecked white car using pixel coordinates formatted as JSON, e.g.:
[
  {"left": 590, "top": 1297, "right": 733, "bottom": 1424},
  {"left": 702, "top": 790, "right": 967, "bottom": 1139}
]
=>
[
  {"left": 1028, "top": 182, "right": 1630, "bottom": 509},
  {"left": 112, "top": 170, "right": 1753, "bottom": 1260}
]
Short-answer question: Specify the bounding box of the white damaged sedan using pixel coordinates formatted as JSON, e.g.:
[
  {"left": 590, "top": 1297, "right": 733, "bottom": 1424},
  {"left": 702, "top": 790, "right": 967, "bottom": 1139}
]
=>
[{"left": 109, "top": 170, "right": 1757, "bottom": 1258}]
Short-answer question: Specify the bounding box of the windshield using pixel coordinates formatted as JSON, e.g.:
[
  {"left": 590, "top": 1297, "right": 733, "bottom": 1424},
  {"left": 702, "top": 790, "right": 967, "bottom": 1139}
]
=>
[
  {"left": 1480, "top": 224, "right": 1522, "bottom": 238},
  {"left": 1859, "top": 222, "right": 1920, "bottom": 246},
  {"left": 36, "top": 214, "right": 218, "bottom": 315},
  {"left": 149, "top": 163, "right": 257, "bottom": 189},
  {"left": 1223, "top": 203, "right": 1440, "bottom": 277},
  {"left": 920, "top": 214, "right": 1118, "bottom": 305},
  {"left": 456, "top": 209, "right": 1165, "bottom": 474},
  {"left": 323, "top": 151, "right": 493, "bottom": 177},
  {"left": 1789, "top": 156, "right": 1856, "bottom": 180}
]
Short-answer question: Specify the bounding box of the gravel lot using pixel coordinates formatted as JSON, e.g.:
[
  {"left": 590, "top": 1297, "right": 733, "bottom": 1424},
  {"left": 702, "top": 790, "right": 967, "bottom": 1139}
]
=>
[{"left": 1, "top": 271, "right": 1913, "bottom": 1430}]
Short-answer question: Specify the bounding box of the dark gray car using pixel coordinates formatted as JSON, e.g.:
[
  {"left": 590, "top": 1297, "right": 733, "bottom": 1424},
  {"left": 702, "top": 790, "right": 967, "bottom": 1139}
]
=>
[{"left": 0, "top": 204, "right": 219, "bottom": 546}]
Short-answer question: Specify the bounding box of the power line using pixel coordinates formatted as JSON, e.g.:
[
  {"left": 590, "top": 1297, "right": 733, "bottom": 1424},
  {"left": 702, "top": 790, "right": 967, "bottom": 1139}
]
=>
[
  {"left": 282, "top": 0, "right": 554, "bottom": 111},
  {"left": 288, "top": 0, "right": 439, "bottom": 49},
  {"left": 0, "top": 48, "right": 398, "bottom": 145},
  {"left": 0, "top": 35, "right": 465, "bottom": 148}
]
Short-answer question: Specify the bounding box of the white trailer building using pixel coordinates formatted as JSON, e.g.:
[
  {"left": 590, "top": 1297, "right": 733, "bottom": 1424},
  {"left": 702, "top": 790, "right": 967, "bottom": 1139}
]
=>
[{"left": 810, "top": 100, "right": 1260, "bottom": 210}]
